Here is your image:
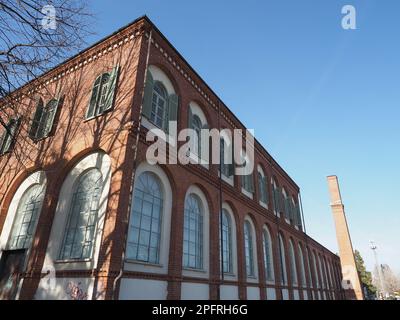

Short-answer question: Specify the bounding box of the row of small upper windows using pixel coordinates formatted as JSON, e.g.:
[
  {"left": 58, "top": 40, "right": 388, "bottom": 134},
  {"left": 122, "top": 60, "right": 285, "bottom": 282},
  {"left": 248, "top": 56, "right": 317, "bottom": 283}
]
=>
[{"left": 0, "top": 66, "right": 119, "bottom": 155}]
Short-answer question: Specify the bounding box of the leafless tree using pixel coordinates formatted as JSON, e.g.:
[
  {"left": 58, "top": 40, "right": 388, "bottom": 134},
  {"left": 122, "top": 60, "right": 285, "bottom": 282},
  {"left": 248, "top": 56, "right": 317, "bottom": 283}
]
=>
[{"left": 0, "top": 0, "right": 92, "bottom": 127}]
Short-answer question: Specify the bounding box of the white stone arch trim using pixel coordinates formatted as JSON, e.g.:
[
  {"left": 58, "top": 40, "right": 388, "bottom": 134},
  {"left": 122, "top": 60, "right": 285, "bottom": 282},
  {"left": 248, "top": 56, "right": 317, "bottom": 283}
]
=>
[
  {"left": 148, "top": 65, "right": 176, "bottom": 95},
  {"left": 124, "top": 161, "right": 172, "bottom": 275},
  {"left": 221, "top": 202, "right": 238, "bottom": 280},
  {"left": 0, "top": 171, "right": 47, "bottom": 259},
  {"left": 182, "top": 184, "right": 210, "bottom": 279},
  {"left": 188, "top": 101, "right": 208, "bottom": 126},
  {"left": 42, "top": 151, "right": 111, "bottom": 272},
  {"left": 244, "top": 215, "right": 258, "bottom": 282},
  {"left": 262, "top": 224, "right": 275, "bottom": 284}
]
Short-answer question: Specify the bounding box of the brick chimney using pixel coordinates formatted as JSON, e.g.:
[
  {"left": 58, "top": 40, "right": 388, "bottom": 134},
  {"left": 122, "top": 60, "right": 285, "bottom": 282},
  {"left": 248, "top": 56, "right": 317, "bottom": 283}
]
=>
[{"left": 327, "top": 175, "right": 364, "bottom": 300}]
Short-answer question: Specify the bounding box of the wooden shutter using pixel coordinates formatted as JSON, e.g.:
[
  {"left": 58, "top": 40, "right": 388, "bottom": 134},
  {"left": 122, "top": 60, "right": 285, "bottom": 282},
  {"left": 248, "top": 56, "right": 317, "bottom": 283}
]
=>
[
  {"left": 168, "top": 93, "right": 179, "bottom": 123},
  {"left": 264, "top": 176, "right": 269, "bottom": 204},
  {"left": 86, "top": 76, "right": 101, "bottom": 119},
  {"left": 142, "top": 70, "right": 154, "bottom": 120},
  {"left": 104, "top": 66, "right": 120, "bottom": 112},
  {"left": 248, "top": 173, "right": 255, "bottom": 193},
  {"left": 2, "top": 119, "right": 20, "bottom": 154},
  {"left": 29, "top": 98, "right": 44, "bottom": 139},
  {"left": 44, "top": 98, "right": 61, "bottom": 137}
]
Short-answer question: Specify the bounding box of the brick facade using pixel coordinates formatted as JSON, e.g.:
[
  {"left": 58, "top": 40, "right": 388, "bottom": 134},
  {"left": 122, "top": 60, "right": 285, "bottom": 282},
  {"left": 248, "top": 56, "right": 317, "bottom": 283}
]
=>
[{"left": 0, "top": 16, "right": 345, "bottom": 300}]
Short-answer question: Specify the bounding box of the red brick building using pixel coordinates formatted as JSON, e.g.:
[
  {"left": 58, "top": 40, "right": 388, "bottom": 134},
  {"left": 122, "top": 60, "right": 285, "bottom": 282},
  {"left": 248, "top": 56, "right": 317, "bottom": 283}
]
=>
[{"left": 0, "top": 16, "right": 345, "bottom": 300}]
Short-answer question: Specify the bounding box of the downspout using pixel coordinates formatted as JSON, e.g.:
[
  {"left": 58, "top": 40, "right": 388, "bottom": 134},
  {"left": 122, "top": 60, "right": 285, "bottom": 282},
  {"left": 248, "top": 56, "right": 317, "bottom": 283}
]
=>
[{"left": 112, "top": 28, "right": 153, "bottom": 300}]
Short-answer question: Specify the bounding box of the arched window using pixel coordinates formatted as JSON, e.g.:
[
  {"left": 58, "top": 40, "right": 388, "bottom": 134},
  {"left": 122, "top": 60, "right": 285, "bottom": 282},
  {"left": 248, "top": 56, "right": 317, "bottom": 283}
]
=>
[
  {"left": 306, "top": 248, "right": 314, "bottom": 288},
  {"left": 220, "top": 209, "right": 232, "bottom": 274},
  {"left": 59, "top": 168, "right": 103, "bottom": 260},
  {"left": 241, "top": 150, "right": 254, "bottom": 195},
  {"left": 151, "top": 82, "right": 168, "bottom": 128},
  {"left": 142, "top": 67, "right": 179, "bottom": 132},
  {"left": 318, "top": 255, "right": 325, "bottom": 289},
  {"left": 7, "top": 184, "right": 45, "bottom": 250},
  {"left": 244, "top": 220, "right": 255, "bottom": 277},
  {"left": 312, "top": 251, "right": 320, "bottom": 288},
  {"left": 86, "top": 67, "right": 119, "bottom": 119},
  {"left": 127, "top": 172, "right": 163, "bottom": 264},
  {"left": 183, "top": 194, "right": 203, "bottom": 269},
  {"left": 278, "top": 234, "right": 287, "bottom": 285},
  {"left": 298, "top": 244, "right": 307, "bottom": 287},
  {"left": 258, "top": 168, "right": 268, "bottom": 205},
  {"left": 262, "top": 227, "right": 274, "bottom": 282},
  {"left": 288, "top": 239, "right": 298, "bottom": 286},
  {"left": 29, "top": 98, "right": 60, "bottom": 140}
]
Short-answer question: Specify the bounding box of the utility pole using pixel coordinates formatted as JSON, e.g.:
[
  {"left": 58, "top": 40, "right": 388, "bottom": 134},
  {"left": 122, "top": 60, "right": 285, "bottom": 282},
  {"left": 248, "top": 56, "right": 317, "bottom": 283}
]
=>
[{"left": 370, "top": 241, "right": 385, "bottom": 300}]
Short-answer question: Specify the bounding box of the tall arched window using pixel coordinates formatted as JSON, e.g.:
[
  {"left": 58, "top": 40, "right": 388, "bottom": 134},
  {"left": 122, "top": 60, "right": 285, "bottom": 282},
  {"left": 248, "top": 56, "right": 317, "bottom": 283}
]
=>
[
  {"left": 288, "top": 239, "right": 298, "bottom": 286},
  {"left": 298, "top": 244, "right": 307, "bottom": 287},
  {"left": 127, "top": 172, "right": 163, "bottom": 264},
  {"left": 318, "top": 255, "right": 325, "bottom": 289},
  {"left": 312, "top": 251, "right": 320, "bottom": 288},
  {"left": 244, "top": 220, "right": 255, "bottom": 277},
  {"left": 183, "top": 194, "right": 203, "bottom": 269},
  {"left": 262, "top": 227, "right": 274, "bottom": 282},
  {"left": 7, "top": 184, "right": 45, "bottom": 250},
  {"left": 306, "top": 248, "right": 314, "bottom": 288},
  {"left": 278, "top": 234, "right": 287, "bottom": 285},
  {"left": 220, "top": 209, "right": 232, "bottom": 274},
  {"left": 59, "top": 168, "right": 103, "bottom": 260}
]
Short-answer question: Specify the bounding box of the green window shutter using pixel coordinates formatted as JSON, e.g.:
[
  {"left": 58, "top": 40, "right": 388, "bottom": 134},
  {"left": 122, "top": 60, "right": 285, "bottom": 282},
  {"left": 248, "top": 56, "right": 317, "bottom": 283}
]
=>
[
  {"left": 142, "top": 70, "right": 154, "bottom": 120},
  {"left": 168, "top": 93, "right": 179, "bottom": 123},
  {"left": 43, "top": 98, "right": 61, "bottom": 137},
  {"left": 264, "top": 177, "right": 269, "bottom": 205},
  {"left": 228, "top": 141, "right": 235, "bottom": 176},
  {"left": 2, "top": 119, "right": 20, "bottom": 154},
  {"left": 188, "top": 106, "right": 193, "bottom": 129},
  {"left": 29, "top": 98, "right": 44, "bottom": 139},
  {"left": 248, "top": 173, "right": 255, "bottom": 193},
  {"left": 104, "top": 66, "right": 120, "bottom": 112},
  {"left": 86, "top": 76, "right": 101, "bottom": 119}
]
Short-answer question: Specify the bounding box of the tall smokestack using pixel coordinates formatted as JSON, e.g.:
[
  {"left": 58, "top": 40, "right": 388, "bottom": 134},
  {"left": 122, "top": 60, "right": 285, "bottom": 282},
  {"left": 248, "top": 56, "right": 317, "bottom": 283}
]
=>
[{"left": 327, "top": 175, "right": 364, "bottom": 300}]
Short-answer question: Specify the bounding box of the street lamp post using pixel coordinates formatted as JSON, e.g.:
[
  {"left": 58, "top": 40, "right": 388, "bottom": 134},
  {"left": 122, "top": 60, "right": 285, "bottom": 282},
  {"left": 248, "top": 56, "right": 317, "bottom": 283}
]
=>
[{"left": 370, "top": 241, "right": 385, "bottom": 299}]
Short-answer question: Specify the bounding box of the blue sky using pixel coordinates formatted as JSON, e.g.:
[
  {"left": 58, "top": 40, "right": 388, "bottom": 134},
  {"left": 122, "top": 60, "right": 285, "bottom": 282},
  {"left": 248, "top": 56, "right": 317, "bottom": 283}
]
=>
[{"left": 88, "top": 0, "right": 399, "bottom": 274}]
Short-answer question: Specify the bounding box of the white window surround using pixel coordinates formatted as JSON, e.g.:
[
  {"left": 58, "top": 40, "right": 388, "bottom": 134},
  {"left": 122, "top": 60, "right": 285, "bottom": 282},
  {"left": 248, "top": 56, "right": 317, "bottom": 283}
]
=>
[
  {"left": 0, "top": 171, "right": 47, "bottom": 262},
  {"left": 221, "top": 203, "right": 238, "bottom": 280},
  {"left": 262, "top": 226, "right": 275, "bottom": 284},
  {"left": 182, "top": 185, "right": 210, "bottom": 279},
  {"left": 41, "top": 152, "right": 111, "bottom": 272},
  {"left": 124, "top": 162, "right": 172, "bottom": 275},
  {"left": 244, "top": 216, "right": 258, "bottom": 283},
  {"left": 187, "top": 101, "right": 209, "bottom": 169}
]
